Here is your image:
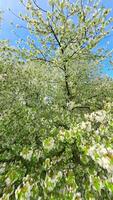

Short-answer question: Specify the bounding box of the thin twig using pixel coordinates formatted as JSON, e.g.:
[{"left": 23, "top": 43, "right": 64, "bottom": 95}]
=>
[{"left": 32, "top": 0, "right": 47, "bottom": 13}]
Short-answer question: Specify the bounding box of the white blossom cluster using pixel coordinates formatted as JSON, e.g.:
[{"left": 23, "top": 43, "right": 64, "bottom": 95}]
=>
[
  {"left": 0, "top": 163, "right": 6, "bottom": 174},
  {"left": 44, "top": 171, "right": 63, "bottom": 192},
  {"left": 85, "top": 110, "right": 107, "bottom": 123},
  {"left": 20, "top": 148, "right": 33, "bottom": 161},
  {"left": 88, "top": 144, "right": 113, "bottom": 173},
  {"left": 81, "top": 121, "right": 92, "bottom": 132},
  {"left": 43, "top": 137, "right": 55, "bottom": 152},
  {"left": 15, "top": 175, "right": 34, "bottom": 200}
]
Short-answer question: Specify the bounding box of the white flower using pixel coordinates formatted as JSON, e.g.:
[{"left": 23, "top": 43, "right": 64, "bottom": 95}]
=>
[
  {"left": 0, "top": 74, "right": 4, "bottom": 81},
  {"left": 58, "top": 130, "right": 65, "bottom": 142},
  {"left": 20, "top": 148, "right": 33, "bottom": 161},
  {"left": 99, "top": 145, "right": 107, "bottom": 155},
  {"left": 95, "top": 110, "right": 106, "bottom": 123},
  {"left": 107, "top": 148, "right": 113, "bottom": 156},
  {"left": 0, "top": 163, "right": 6, "bottom": 174},
  {"left": 44, "top": 171, "right": 62, "bottom": 192},
  {"left": 81, "top": 121, "right": 92, "bottom": 132},
  {"left": 88, "top": 145, "right": 96, "bottom": 159},
  {"left": 99, "top": 157, "right": 110, "bottom": 169},
  {"left": 34, "top": 150, "right": 42, "bottom": 161},
  {"left": 72, "top": 192, "right": 82, "bottom": 200},
  {"left": 0, "top": 167, "right": 5, "bottom": 174},
  {"left": 85, "top": 110, "right": 107, "bottom": 123},
  {"left": 67, "top": 101, "right": 75, "bottom": 110},
  {"left": 43, "top": 137, "right": 55, "bottom": 152},
  {"left": 5, "top": 177, "right": 11, "bottom": 186},
  {"left": 26, "top": 2, "right": 32, "bottom": 10},
  {"left": 15, "top": 184, "right": 31, "bottom": 200},
  {"left": 95, "top": 129, "right": 100, "bottom": 135},
  {"left": 44, "top": 176, "right": 56, "bottom": 192},
  {"left": 88, "top": 144, "right": 113, "bottom": 173},
  {"left": 81, "top": 121, "right": 86, "bottom": 129},
  {"left": 57, "top": 171, "right": 63, "bottom": 179}
]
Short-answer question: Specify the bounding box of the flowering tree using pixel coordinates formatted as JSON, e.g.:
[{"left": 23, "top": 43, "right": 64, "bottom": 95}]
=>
[
  {"left": 15, "top": 0, "right": 113, "bottom": 110},
  {"left": 0, "top": 86, "right": 113, "bottom": 199},
  {"left": 0, "top": 0, "right": 113, "bottom": 199}
]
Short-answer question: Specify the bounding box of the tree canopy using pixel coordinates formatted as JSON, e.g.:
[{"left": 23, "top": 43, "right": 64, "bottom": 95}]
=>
[{"left": 0, "top": 0, "right": 113, "bottom": 199}]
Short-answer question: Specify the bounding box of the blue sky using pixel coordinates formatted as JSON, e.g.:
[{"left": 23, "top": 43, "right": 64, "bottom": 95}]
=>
[
  {"left": 0, "top": 0, "right": 113, "bottom": 77},
  {"left": 0, "top": 0, "right": 48, "bottom": 43}
]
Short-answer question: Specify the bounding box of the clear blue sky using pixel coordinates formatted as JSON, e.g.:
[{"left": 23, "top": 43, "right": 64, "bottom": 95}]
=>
[
  {"left": 0, "top": 0, "right": 113, "bottom": 77},
  {"left": 0, "top": 0, "right": 48, "bottom": 43}
]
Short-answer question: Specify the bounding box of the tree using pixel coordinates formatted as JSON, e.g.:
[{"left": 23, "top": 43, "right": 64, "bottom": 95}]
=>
[
  {"left": 15, "top": 0, "right": 113, "bottom": 111},
  {"left": 0, "top": 0, "right": 113, "bottom": 199}
]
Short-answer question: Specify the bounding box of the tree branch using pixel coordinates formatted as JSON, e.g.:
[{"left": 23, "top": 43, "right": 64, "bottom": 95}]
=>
[
  {"left": 72, "top": 105, "right": 91, "bottom": 111},
  {"left": 49, "top": 24, "right": 62, "bottom": 48},
  {"left": 63, "top": 65, "right": 71, "bottom": 101},
  {"left": 31, "top": 57, "right": 53, "bottom": 63},
  {"left": 33, "top": 0, "right": 47, "bottom": 13}
]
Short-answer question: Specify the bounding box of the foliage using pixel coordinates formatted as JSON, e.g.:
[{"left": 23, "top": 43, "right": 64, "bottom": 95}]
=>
[
  {"left": 0, "top": 89, "right": 113, "bottom": 199},
  {"left": 0, "top": 0, "right": 113, "bottom": 199}
]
